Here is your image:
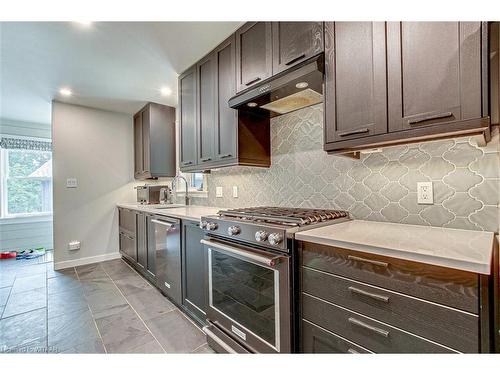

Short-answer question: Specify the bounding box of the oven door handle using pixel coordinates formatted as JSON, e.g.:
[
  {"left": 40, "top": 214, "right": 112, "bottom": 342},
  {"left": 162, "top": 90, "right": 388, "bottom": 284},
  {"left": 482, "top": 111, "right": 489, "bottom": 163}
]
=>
[{"left": 200, "top": 239, "right": 283, "bottom": 267}]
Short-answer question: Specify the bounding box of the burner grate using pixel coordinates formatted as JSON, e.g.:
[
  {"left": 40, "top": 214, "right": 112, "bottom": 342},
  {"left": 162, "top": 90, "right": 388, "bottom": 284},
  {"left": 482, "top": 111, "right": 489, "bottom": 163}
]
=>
[{"left": 217, "top": 207, "right": 349, "bottom": 226}]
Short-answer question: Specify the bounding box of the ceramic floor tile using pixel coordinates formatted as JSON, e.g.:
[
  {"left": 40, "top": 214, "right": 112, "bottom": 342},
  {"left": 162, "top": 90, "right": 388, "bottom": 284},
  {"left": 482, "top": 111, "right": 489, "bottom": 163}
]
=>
[
  {"left": 2, "top": 287, "right": 46, "bottom": 318},
  {"left": 11, "top": 263, "right": 47, "bottom": 277},
  {"left": 48, "top": 306, "right": 101, "bottom": 353},
  {"left": 47, "top": 273, "right": 82, "bottom": 295},
  {"left": 192, "top": 343, "right": 216, "bottom": 354},
  {"left": 61, "top": 338, "right": 106, "bottom": 354},
  {"left": 85, "top": 289, "right": 128, "bottom": 319},
  {"left": 126, "top": 288, "right": 175, "bottom": 321},
  {"left": 48, "top": 287, "right": 88, "bottom": 318},
  {"left": 80, "top": 277, "right": 116, "bottom": 296},
  {"left": 95, "top": 304, "right": 157, "bottom": 353},
  {"left": 145, "top": 309, "right": 205, "bottom": 353},
  {"left": 47, "top": 265, "right": 76, "bottom": 279},
  {"left": 11, "top": 274, "right": 47, "bottom": 294},
  {"left": 0, "top": 287, "right": 11, "bottom": 307},
  {"left": 0, "top": 273, "right": 16, "bottom": 289},
  {"left": 0, "top": 308, "right": 47, "bottom": 353},
  {"left": 75, "top": 263, "right": 108, "bottom": 280},
  {"left": 100, "top": 259, "right": 135, "bottom": 279},
  {"left": 113, "top": 274, "right": 154, "bottom": 296}
]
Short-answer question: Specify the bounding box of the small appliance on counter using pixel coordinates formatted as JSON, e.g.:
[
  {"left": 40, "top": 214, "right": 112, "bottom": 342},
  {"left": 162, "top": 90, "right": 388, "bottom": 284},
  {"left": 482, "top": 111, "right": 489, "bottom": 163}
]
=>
[{"left": 135, "top": 184, "right": 171, "bottom": 205}]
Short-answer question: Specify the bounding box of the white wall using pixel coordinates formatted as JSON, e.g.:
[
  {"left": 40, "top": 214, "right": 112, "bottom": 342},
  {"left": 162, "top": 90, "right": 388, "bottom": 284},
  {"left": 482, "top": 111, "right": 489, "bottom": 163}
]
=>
[
  {"left": 0, "top": 118, "right": 53, "bottom": 252},
  {"left": 52, "top": 102, "right": 135, "bottom": 269}
]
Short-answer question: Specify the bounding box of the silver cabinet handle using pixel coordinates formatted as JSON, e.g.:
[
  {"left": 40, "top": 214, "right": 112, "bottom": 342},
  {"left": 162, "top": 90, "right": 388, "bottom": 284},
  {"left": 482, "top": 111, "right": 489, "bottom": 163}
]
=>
[
  {"left": 244, "top": 77, "right": 261, "bottom": 86},
  {"left": 347, "top": 348, "right": 360, "bottom": 354},
  {"left": 219, "top": 153, "right": 233, "bottom": 159},
  {"left": 348, "top": 317, "right": 390, "bottom": 338},
  {"left": 348, "top": 286, "right": 390, "bottom": 303},
  {"left": 201, "top": 239, "right": 283, "bottom": 268},
  {"left": 151, "top": 219, "right": 174, "bottom": 227},
  {"left": 338, "top": 128, "right": 370, "bottom": 137},
  {"left": 347, "top": 255, "right": 388, "bottom": 268},
  {"left": 285, "top": 53, "right": 306, "bottom": 66},
  {"left": 182, "top": 160, "right": 194, "bottom": 165},
  {"left": 409, "top": 112, "right": 453, "bottom": 125},
  {"left": 200, "top": 157, "right": 212, "bottom": 162},
  {"left": 202, "top": 326, "right": 237, "bottom": 354}
]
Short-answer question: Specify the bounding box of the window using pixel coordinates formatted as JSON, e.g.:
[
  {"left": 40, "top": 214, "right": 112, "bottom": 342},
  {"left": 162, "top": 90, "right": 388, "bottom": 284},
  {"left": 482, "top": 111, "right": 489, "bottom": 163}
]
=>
[
  {"left": 0, "top": 140, "right": 53, "bottom": 218},
  {"left": 190, "top": 173, "right": 204, "bottom": 191}
]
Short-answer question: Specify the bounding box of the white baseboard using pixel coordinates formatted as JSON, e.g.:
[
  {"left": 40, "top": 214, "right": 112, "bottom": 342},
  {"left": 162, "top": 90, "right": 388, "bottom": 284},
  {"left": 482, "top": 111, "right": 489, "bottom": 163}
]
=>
[{"left": 54, "top": 252, "right": 121, "bottom": 270}]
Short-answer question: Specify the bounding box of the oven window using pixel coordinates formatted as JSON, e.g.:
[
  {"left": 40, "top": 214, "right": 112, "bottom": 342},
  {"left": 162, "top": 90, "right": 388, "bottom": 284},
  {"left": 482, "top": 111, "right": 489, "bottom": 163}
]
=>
[{"left": 210, "top": 250, "right": 276, "bottom": 346}]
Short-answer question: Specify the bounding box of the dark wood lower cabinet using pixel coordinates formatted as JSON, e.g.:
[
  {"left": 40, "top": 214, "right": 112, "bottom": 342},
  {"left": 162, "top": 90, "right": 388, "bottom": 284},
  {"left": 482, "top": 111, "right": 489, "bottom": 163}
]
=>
[
  {"left": 299, "top": 240, "right": 494, "bottom": 353},
  {"left": 181, "top": 220, "right": 207, "bottom": 326}
]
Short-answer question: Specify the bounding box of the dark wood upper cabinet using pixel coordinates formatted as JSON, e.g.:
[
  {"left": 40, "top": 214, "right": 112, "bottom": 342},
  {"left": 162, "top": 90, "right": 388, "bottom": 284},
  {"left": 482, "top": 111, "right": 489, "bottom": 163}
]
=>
[
  {"left": 324, "top": 22, "right": 388, "bottom": 144},
  {"left": 196, "top": 53, "right": 217, "bottom": 166},
  {"left": 235, "top": 22, "right": 272, "bottom": 92},
  {"left": 387, "top": 22, "right": 483, "bottom": 132},
  {"left": 215, "top": 35, "right": 238, "bottom": 162},
  {"left": 272, "top": 22, "right": 324, "bottom": 74},
  {"left": 134, "top": 102, "right": 176, "bottom": 179},
  {"left": 179, "top": 66, "right": 198, "bottom": 168}
]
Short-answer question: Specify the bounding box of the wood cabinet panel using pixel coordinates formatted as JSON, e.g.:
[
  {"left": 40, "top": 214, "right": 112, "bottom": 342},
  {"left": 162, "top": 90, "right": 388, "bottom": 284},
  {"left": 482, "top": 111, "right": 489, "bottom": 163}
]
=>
[
  {"left": 303, "top": 267, "right": 479, "bottom": 352},
  {"left": 324, "top": 22, "right": 388, "bottom": 144},
  {"left": 300, "top": 242, "right": 479, "bottom": 313},
  {"left": 387, "top": 22, "right": 482, "bottom": 132},
  {"left": 235, "top": 22, "right": 272, "bottom": 92},
  {"left": 272, "top": 22, "right": 324, "bottom": 74},
  {"left": 179, "top": 66, "right": 198, "bottom": 168},
  {"left": 133, "top": 113, "right": 143, "bottom": 177},
  {"left": 197, "top": 54, "right": 217, "bottom": 165}
]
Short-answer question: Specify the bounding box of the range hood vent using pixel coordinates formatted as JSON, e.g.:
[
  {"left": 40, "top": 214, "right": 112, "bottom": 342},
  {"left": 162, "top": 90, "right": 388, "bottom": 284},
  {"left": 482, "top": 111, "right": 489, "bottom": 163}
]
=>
[{"left": 228, "top": 54, "right": 325, "bottom": 117}]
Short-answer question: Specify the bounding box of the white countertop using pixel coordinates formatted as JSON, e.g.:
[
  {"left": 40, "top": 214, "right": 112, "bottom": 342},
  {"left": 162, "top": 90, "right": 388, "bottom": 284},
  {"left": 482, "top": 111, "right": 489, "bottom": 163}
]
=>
[
  {"left": 117, "top": 203, "right": 222, "bottom": 222},
  {"left": 295, "top": 220, "right": 496, "bottom": 274}
]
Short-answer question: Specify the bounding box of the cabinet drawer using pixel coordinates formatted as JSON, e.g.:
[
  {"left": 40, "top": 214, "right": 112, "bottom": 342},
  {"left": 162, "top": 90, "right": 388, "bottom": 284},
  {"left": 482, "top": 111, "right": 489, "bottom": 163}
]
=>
[
  {"left": 119, "top": 232, "right": 136, "bottom": 262},
  {"left": 303, "top": 267, "right": 479, "bottom": 352},
  {"left": 302, "top": 293, "right": 456, "bottom": 353},
  {"left": 301, "top": 242, "right": 479, "bottom": 313},
  {"left": 119, "top": 208, "right": 136, "bottom": 235},
  {"left": 302, "top": 320, "right": 372, "bottom": 353}
]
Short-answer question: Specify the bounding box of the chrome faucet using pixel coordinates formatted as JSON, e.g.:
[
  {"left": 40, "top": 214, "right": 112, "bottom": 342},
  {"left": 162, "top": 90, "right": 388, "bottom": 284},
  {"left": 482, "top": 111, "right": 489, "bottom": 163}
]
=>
[{"left": 171, "top": 175, "right": 190, "bottom": 206}]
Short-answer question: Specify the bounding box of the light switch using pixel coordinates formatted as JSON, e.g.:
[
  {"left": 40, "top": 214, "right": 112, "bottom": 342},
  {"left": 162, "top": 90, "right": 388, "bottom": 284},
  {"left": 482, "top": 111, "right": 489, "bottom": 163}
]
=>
[
  {"left": 417, "top": 182, "right": 433, "bottom": 204},
  {"left": 66, "top": 178, "right": 78, "bottom": 188},
  {"left": 232, "top": 186, "right": 238, "bottom": 198},
  {"left": 216, "top": 186, "right": 223, "bottom": 198}
]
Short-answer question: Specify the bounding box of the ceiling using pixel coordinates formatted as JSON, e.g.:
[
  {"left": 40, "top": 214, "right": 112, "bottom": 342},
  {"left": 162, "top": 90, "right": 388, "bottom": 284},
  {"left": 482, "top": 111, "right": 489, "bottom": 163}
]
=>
[{"left": 0, "top": 21, "right": 243, "bottom": 125}]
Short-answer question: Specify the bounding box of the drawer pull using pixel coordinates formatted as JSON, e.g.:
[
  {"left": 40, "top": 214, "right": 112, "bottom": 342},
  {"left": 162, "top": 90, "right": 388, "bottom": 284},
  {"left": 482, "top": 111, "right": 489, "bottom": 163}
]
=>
[
  {"left": 285, "top": 53, "right": 306, "bottom": 66},
  {"left": 348, "top": 317, "right": 390, "bottom": 338},
  {"left": 245, "top": 77, "right": 261, "bottom": 86},
  {"left": 347, "top": 255, "right": 389, "bottom": 268},
  {"left": 183, "top": 160, "right": 194, "bottom": 165},
  {"left": 347, "top": 348, "right": 360, "bottom": 354},
  {"left": 338, "top": 128, "right": 370, "bottom": 137},
  {"left": 409, "top": 112, "right": 453, "bottom": 126},
  {"left": 200, "top": 157, "right": 212, "bottom": 162},
  {"left": 348, "top": 286, "right": 390, "bottom": 303},
  {"left": 219, "top": 153, "right": 233, "bottom": 159}
]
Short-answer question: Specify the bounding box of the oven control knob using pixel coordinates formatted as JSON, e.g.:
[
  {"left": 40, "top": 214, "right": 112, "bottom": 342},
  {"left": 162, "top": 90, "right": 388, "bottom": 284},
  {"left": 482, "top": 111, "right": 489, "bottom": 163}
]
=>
[
  {"left": 199, "top": 221, "right": 208, "bottom": 229},
  {"left": 255, "top": 230, "right": 269, "bottom": 242},
  {"left": 268, "top": 233, "right": 283, "bottom": 246},
  {"left": 227, "top": 226, "right": 241, "bottom": 236},
  {"left": 207, "top": 222, "right": 218, "bottom": 231}
]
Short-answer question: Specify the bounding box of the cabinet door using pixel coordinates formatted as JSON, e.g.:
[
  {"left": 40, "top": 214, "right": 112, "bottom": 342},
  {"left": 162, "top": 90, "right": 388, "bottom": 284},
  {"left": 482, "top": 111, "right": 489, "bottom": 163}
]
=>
[
  {"left": 387, "top": 22, "right": 482, "bottom": 132},
  {"left": 272, "top": 22, "right": 324, "bottom": 74},
  {"left": 146, "top": 216, "right": 156, "bottom": 278},
  {"left": 324, "top": 22, "right": 388, "bottom": 144},
  {"left": 179, "top": 66, "right": 198, "bottom": 169},
  {"left": 302, "top": 320, "right": 371, "bottom": 353},
  {"left": 136, "top": 212, "right": 147, "bottom": 271},
  {"left": 215, "top": 35, "right": 238, "bottom": 162},
  {"left": 197, "top": 53, "right": 217, "bottom": 166},
  {"left": 235, "top": 22, "right": 272, "bottom": 92},
  {"left": 119, "top": 232, "right": 136, "bottom": 262},
  {"left": 141, "top": 107, "right": 151, "bottom": 174},
  {"left": 182, "top": 221, "right": 207, "bottom": 322},
  {"left": 133, "top": 113, "right": 143, "bottom": 177}
]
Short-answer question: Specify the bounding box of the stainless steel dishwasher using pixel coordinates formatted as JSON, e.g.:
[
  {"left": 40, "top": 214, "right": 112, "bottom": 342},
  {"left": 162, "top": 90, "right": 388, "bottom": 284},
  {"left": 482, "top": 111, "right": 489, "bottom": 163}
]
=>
[{"left": 151, "top": 215, "right": 182, "bottom": 305}]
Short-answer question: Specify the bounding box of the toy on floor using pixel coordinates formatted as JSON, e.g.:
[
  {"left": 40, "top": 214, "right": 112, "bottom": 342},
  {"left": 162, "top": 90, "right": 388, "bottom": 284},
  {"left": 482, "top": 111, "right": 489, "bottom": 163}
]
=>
[{"left": 16, "top": 247, "right": 47, "bottom": 260}]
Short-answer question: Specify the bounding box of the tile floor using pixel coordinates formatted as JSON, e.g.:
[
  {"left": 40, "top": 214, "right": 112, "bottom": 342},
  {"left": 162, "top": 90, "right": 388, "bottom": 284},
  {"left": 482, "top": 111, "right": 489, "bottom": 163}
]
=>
[{"left": 0, "top": 253, "right": 214, "bottom": 353}]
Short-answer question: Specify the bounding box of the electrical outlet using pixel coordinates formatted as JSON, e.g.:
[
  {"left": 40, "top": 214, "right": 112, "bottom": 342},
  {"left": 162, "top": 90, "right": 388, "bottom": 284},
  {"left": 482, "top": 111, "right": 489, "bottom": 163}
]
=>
[
  {"left": 216, "top": 186, "right": 223, "bottom": 198},
  {"left": 232, "top": 186, "right": 238, "bottom": 198},
  {"left": 68, "top": 240, "right": 81, "bottom": 251},
  {"left": 417, "top": 182, "right": 433, "bottom": 204},
  {"left": 66, "top": 178, "right": 78, "bottom": 188}
]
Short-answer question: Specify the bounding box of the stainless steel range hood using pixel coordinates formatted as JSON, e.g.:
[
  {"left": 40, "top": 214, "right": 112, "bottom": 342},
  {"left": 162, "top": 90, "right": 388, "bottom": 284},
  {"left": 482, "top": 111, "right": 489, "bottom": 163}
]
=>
[{"left": 228, "top": 54, "right": 324, "bottom": 117}]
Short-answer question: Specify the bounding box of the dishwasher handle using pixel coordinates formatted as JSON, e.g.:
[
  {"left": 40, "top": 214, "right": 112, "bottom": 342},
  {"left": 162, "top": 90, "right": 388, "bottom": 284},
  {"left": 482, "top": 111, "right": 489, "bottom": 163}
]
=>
[{"left": 151, "top": 219, "right": 174, "bottom": 227}]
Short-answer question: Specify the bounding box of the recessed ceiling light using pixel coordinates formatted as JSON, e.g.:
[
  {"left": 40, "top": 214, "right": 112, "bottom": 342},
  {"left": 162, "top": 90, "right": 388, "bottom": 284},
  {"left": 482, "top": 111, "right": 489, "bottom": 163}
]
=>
[
  {"left": 247, "top": 102, "right": 258, "bottom": 108},
  {"left": 75, "top": 21, "right": 92, "bottom": 27},
  {"left": 160, "top": 87, "right": 172, "bottom": 96},
  {"left": 59, "top": 88, "right": 72, "bottom": 96}
]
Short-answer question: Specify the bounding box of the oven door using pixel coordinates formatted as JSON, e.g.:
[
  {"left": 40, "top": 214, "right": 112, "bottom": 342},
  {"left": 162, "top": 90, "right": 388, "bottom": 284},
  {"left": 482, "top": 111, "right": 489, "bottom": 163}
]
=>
[{"left": 201, "top": 238, "right": 291, "bottom": 353}]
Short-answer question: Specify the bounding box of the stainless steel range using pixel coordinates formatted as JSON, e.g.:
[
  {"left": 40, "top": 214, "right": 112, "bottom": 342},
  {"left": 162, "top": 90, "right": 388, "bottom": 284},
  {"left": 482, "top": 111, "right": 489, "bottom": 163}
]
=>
[{"left": 200, "top": 207, "right": 350, "bottom": 353}]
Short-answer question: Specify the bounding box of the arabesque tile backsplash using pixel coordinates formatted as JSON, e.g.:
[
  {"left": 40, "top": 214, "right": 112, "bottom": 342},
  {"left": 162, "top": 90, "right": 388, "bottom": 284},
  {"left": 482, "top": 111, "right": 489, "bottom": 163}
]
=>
[{"left": 194, "top": 104, "right": 500, "bottom": 233}]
